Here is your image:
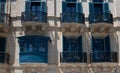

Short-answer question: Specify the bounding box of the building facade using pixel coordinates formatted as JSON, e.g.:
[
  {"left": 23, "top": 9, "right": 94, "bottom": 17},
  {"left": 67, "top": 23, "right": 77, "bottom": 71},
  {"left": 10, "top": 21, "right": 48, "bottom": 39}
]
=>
[{"left": 0, "top": 0, "right": 120, "bottom": 73}]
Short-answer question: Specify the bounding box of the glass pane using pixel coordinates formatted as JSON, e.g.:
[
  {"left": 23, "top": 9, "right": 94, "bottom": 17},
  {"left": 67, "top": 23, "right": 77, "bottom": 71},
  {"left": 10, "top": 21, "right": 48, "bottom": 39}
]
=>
[
  {"left": 93, "top": 38, "right": 104, "bottom": 52},
  {"left": 94, "top": 4, "right": 103, "bottom": 13}
]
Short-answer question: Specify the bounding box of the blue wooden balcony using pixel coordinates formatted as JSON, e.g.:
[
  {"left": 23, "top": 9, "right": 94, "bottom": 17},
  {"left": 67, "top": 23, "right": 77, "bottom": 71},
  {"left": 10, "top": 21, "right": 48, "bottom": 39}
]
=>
[
  {"left": 21, "top": 11, "right": 47, "bottom": 23},
  {"left": 60, "top": 13, "right": 85, "bottom": 24},
  {"left": 60, "top": 51, "right": 87, "bottom": 63},
  {"left": 0, "top": 13, "right": 10, "bottom": 25},
  {"left": 90, "top": 52, "right": 118, "bottom": 62},
  {"left": 89, "top": 13, "right": 113, "bottom": 24},
  {"left": 0, "top": 52, "right": 9, "bottom": 64},
  {"left": 20, "top": 52, "right": 48, "bottom": 63}
]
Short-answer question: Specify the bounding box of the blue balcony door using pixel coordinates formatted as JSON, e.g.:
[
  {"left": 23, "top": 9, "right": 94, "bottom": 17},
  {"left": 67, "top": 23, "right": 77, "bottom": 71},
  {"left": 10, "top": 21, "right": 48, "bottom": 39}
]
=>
[
  {"left": 89, "top": 2, "right": 109, "bottom": 23},
  {"left": 63, "top": 36, "right": 82, "bottom": 62},
  {"left": 62, "top": 2, "right": 82, "bottom": 22},
  {"left": 89, "top": 3, "right": 109, "bottom": 14},
  {"left": 25, "top": 1, "right": 46, "bottom": 21},
  {"left": 92, "top": 36, "right": 111, "bottom": 62},
  {"left": 25, "top": 1, "right": 46, "bottom": 12}
]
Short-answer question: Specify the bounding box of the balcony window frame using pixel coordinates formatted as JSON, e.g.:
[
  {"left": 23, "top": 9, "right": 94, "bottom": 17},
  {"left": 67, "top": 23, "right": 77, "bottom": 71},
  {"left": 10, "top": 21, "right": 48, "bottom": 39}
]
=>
[
  {"left": 0, "top": 3, "right": 5, "bottom": 13},
  {"left": 89, "top": 2, "right": 110, "bottom": 14},
  {"left": 61, "top": 36, "right": 86, "bottom": 63},
  {"left": 91, "top": 36, "right": 112, "bottom": 62}
]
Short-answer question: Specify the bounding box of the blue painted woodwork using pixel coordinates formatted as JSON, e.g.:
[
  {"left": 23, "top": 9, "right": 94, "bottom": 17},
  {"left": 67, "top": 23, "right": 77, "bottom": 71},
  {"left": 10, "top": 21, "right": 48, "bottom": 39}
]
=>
[
  {"left": 22, "top": 1, "right": 47, "bottom": 22},
  {"left": 89, "top": 2, "right": 112, "bottom": 24},
  {"left": 89, "top": 2, "right": 109, "bottom": 14},
  {"left": 18, "top": 36, "right": 50, "bottom": 63},
  {"left": 0, "top": 3, "right": 5, "bottom": 13},
  {"left": 61, "top": 36, "right": 87, "bottom": 63},
  {"left": 61, "top": 2, "right": 84, "bottom": 23},
  {"left": 91, "top": 36, "right": 112, "bottom": 62}
]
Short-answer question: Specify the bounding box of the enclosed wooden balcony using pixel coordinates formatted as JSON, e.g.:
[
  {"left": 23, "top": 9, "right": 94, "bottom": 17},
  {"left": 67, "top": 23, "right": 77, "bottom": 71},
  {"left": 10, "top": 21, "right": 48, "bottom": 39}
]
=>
[
  {"left": 20, "top": 52, "right": 48, "bottom": 63},
  {"left": 89, "top": 13, "right": 113, "bottom": 35},
  {"left": 60, "top": 13, "right": 85, "bottom": 33},
  {"left": 21, "top": 11, "right": 47, "bottom": 31}
]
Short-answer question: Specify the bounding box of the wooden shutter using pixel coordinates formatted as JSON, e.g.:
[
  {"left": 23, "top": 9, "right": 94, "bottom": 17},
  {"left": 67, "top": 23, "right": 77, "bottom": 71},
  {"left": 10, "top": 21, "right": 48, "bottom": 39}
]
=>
[
  {"left": 25, "top": 1, "right": 31, "bottom": 11},
  {"left": 103, "top": 3, "right": 109, "bottom": 13},
  {"left": 89, "top": 2, "right": 94, "bottom": 14},
  {"left": 0, "top": 3, "right": 5, "bottom": 13},
  {"left": 62, "top": 1, "right": 67, "bottom": 13},
  {"left": 41, "top": 1, "right": 47, "bottom": 12},
  {"left": 76, "top": 2, "right": 82, "bottom": 13}
]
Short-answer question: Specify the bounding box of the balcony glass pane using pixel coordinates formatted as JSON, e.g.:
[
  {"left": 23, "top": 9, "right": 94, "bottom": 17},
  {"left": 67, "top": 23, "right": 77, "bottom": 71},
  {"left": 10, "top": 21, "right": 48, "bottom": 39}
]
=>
[
  {"left": 61, "top": 36, "right": 87, "bottom": 63},
  {"left": 91, "top": 36, "right": 113, "bottom": 62},
  {"left": 0, "top": 38, "right": 6, "bottom": 52},
  {"left": 18, "top": 36, "right": 50, "bottom": 63},
  {"left": 61, "top": 2, "right": 84, "bottom": 23},
  {"left": 89, "top": 3, "right": 112, "bottom": 24}
]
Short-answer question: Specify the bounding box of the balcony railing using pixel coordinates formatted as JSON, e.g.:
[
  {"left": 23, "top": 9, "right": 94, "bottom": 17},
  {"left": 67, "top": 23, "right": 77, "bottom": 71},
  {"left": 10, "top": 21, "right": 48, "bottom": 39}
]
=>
[
  {"left": 60, "top": 13, "right": 85, "bottom": 24},
  {"left": 89, "top": 13, "right": 113, "bottom": 24},
  {"left": 0, "top": 13, "right": 10, "bottom": 25},
  {"left": 90, "top": 52, "right": 118, "bottom": 62},
  {"left": 21, "top": 11, "right": 47, "bottom": 23},
  {"left": 0, "top": 52, "right": 9, "bottom": 64},
  {"left": 20, "top": 52, "right": 48, "bottom": 63},
  {"left": 60, "top": 51, "right": 87, "bottom": 63}
]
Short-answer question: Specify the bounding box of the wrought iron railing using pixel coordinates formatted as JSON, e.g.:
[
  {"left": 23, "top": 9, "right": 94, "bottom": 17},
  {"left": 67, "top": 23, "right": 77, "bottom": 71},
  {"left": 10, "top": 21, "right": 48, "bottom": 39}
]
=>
[
  {"left": 21, "top": 11, "right": 47, "bottom": 23},
  {"left": 0, "top": 52, "right": 9, "bottom": 64},
  {"left": 60, "top": 13, "right": 85, "bottom": 24},
  {"left": 90, "top": 52, "right": 118, "bottom": 62},
  {"left": 89, "top": 13, "right": 113, "bottom": 24},
  {"left": 20, "top": 52, "right": 48, "bottom": 63},
  {"left": 0, "top": 13, "right": 10, "bottom": 25},
  {"left": 60, "top": 51, "right": 87, "bottom": 63}
]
